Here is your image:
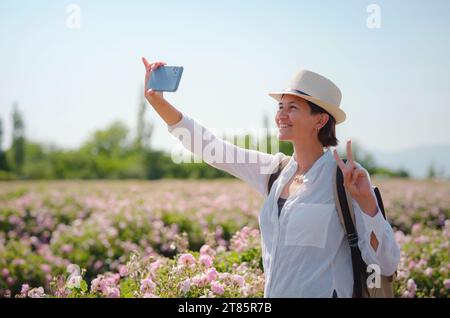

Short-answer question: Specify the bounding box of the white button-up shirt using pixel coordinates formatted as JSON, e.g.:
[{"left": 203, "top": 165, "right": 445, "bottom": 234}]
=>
[{"left": 168, "top": 114, "right": 400, "bottom": 298}]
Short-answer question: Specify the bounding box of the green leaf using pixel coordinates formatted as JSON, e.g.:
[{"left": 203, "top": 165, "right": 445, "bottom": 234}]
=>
[{"left": 80, "top": 280, "right": 88, "bottom": 293}]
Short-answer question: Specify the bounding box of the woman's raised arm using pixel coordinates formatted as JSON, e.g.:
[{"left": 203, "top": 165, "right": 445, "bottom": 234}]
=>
[{"left": 141, "top": 57, "right": 283, "bottom": 196}]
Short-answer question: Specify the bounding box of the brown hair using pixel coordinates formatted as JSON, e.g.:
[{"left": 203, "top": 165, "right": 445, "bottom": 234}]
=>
[{"left": 305, "top": 100, "right": 339, "bottom": 147}]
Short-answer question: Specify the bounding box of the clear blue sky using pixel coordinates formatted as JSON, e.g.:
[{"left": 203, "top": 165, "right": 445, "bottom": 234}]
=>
[{"left": 1, "top": 0, "right": 449, "bottom": 155}]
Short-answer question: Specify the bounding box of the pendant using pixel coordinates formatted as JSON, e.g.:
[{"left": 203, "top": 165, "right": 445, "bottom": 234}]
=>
[{"left": 293, "top": 174, "right": 306, "bottom": 183}]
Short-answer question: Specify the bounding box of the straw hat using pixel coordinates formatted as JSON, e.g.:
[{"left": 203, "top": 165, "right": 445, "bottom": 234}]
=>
[{"left": 268, "top": 69, "right": 346, "bottom": 124}]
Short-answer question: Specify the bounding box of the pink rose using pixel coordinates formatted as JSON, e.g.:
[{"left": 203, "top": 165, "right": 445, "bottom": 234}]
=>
[
  {"left": 206, "top": 268, "right": 218, "bottom": 282},
  {"left": 411, "top": 223, "right": 422, "bottom": 234},
  {"left": 28, "top": 287, "right": 45, "bottom": 298},
  {"left": 40, "top": 264, "right": 51, "bottom": 273},
  {"left": 178, "top": 253, "right": 196, "bottom": 267},
  {"left": 20, "top": 284, "right": 30, "bottom": 297},
  {"left": 119, "top": 265, "right": 128, "bottom": 277},
  {"left": 106, "top": 287, "right": 120, "bottom": 298},
  {"left": 232, "top": 274, "right": 245, "bottom": 287},
  {"left": 192, "top": 274, "right": 209, "bottom": 287},
  {"left": 200, "top": 255, "right": 213, "bottom": 268},
  {"left": 90, "top": 277, "right": 102, "bottom": 293},
  {"left": 140, "top": 278, "right": 156, "bottom": 294},
  {"left": 211, "top": 281, "right": 224, "bottom": 295},
  {"left": 444, "top": 279, "right": 450, "bottom": 290},
  {"left": 180, "top": 279, "right": 191, "bottom": 295},
  {"left": 406, "top": 279, "right": 416, "bottom": 294},
  {"left": 200, "top": 245, "right": 211, "bottom": 255},
  {"left": 1, "top": 268, "right": 9, "bottom": 277},
  {"left": 150, "top": 260, "right": 163, "bottom": 274}
]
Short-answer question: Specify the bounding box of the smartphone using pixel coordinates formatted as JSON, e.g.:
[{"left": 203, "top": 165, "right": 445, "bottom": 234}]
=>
[{"left": 147, "top": 66, "right": 184, "bottom": 92}]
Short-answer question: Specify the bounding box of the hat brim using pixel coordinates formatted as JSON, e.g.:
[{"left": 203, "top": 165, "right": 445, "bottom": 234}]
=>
[{"left": 268, "top": 91, "right": 346, "bottom": 125}]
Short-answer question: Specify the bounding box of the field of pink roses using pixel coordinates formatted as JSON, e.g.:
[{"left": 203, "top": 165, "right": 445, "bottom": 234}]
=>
[{"left": 0, "top": 179, "right": 449, "bottom": 298}]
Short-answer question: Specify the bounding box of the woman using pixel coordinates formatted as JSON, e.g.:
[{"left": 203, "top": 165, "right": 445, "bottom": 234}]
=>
[{"left": 141, "top": 57, "right": 400, "bottom": 298}]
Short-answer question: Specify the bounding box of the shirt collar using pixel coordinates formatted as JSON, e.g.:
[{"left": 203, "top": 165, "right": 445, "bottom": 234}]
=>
[{"left": 283, "top": 148, "right": 333, "bottom": 183}]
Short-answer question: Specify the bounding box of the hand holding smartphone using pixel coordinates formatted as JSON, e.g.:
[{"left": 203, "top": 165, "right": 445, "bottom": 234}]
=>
[
  {"left": 146, "top": 65, "right": 184, "bottom": 92},
  {"left": 141, "top": 57, "right": 184, "bottom": 126}
]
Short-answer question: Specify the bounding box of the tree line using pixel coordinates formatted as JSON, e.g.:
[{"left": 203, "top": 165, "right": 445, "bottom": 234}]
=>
[{"left": 0, "top": 97, "right": 410, "bottom": 181}]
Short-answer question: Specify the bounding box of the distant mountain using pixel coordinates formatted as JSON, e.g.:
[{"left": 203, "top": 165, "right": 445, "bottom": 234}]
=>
[{"left": 369, "top": 144, "right": 450, "bottom": 179}]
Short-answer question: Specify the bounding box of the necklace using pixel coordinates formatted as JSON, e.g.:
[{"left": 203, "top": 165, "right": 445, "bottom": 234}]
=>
[{"left": 293, "top": 173, "right": 306, "bottom": 183}]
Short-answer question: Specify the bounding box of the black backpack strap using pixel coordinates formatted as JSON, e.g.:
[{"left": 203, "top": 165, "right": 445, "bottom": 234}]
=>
[
  {"left": 373, "top": 187, "right": 386, "bottom": 219},
  {"left": 267, "top": 162, "right": 283, "bottom": 195},
  {"left": 336, "top": 159, "right": 366, "bottom": 298},
  {"left": 267, "top": 156, "right": 291, "bottom": 195}
]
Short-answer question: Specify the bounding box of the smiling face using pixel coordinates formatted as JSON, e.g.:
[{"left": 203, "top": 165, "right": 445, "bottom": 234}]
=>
[{"left": 275, "top": 94, "right": 329, "bottom": 143}]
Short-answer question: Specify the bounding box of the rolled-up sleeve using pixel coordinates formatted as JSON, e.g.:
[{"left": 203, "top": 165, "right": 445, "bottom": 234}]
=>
[
  {"left": 167, "top": 113, "right": 283, "bottom": 197},
  {"left": 352, "top": 167, "right": 400, "bottom": 277}
]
